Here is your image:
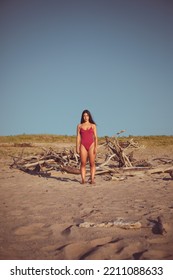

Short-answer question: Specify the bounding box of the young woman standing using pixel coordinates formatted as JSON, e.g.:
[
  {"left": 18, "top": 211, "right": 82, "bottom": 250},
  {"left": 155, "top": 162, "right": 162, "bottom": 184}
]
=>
[{"left": 76, "top": 109, "right": 98, "bottom": 184}]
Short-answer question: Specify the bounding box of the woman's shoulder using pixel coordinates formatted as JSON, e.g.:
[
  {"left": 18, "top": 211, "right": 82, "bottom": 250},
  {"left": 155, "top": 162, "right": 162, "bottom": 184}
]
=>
[
  {"left": 77, "top": 124, "right": 82, "bottom": 130},
  {"left": 91, "top": 123, "right": 96, "bottom": 129}
]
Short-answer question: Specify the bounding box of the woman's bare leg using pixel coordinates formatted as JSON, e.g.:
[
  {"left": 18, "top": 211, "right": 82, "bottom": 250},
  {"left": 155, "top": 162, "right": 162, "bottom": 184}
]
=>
[
  {"left": 88, "top": 144, "right": 96, "bottom": 184},
  {"left": 80, "top": 145, "right": 88, "bottom": 184}
]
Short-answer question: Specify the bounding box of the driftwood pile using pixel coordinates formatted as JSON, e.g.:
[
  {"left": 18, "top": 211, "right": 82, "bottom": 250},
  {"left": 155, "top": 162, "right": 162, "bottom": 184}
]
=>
[
  {"left": 10, "top": 147, "right": 81, "bottom": 177},
  {"left": 10, "top": 133, "right": 173, "bottom": 180},
  {"left": 97, "top": 133, "right": 173, "bottom": 180}
]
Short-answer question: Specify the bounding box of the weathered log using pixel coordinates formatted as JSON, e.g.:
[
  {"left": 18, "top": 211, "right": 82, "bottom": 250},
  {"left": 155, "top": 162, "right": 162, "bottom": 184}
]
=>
[
  {"left": 95, "top": 169, "right": 114, "bottom": 175},
  {"left": 23, "top": 159, "right": 55, "bottom": 168},
  {"left": 16, "top": 165, "right": 51, "bottom": 177},
  {"left": 146, "top": 166, "right": 173, "bottom": 175},
  {"left": 60, "top": 165, "right": 80, "bottom": 174},
  {"left": 153, "top": 157, "right": 173, "bottom": 164},
  {"left": 98, "top": 154, "right": 119, "bottom": 168},
  {"left": 78, "top": 219, "right": 142, "bottom": 229}
]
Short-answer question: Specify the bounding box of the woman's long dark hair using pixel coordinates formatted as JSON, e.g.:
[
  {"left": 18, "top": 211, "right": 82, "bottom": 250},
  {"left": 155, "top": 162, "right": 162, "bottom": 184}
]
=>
[{"left": 80, "top": 109, "right": 96, "bottom": 124}]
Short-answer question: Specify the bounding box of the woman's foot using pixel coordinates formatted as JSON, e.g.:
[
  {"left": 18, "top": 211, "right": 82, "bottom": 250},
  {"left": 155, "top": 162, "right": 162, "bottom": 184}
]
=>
[
  {"left": 87, "top": 177, "right": 96, "bottom": 184},
  {"left": 90, "top": 180, "right": 96, "bottom": 185}
]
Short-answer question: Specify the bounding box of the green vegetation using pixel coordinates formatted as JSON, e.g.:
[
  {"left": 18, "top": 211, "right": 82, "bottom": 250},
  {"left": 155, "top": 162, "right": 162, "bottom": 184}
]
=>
[
  {"left": 0, "top": 134, "right": 76, "bottom": 158},
  {"left": 0, "top": 134, "right": 76, "bottom": 144},
  {"left": 0, "top": 134, "right": 172, "bottom": 147},
  {"left": 124, "top": 135, "right": 173, "bottom": 147}
]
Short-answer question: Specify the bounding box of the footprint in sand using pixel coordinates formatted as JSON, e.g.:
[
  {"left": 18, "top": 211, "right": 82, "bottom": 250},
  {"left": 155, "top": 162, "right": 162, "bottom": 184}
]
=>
[{"left": 14, "top": 223, "right": 51, "bottom": 240}]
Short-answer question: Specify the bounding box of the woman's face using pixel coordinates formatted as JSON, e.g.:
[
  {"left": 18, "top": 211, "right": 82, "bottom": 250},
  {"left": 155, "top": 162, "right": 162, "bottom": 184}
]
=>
[{"left": 83, "top": 113, "right": 89, "bottom": 122}]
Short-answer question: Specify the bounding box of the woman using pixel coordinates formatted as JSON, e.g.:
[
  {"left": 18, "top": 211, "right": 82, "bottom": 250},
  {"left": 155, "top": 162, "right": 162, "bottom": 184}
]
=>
[{"left": 76, "top": 109, "right": 98, "bottom": 184}]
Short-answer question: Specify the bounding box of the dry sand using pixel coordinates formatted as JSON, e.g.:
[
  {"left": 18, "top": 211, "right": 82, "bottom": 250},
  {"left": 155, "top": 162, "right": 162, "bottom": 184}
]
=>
[{"left": 0, "top": 142, "right": 173, "bottom": 260}]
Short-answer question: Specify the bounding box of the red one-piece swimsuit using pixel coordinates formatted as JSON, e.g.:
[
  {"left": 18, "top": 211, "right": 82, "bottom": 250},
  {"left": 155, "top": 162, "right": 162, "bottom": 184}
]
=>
[{"left": 80, "top": 127, "right": 94, "bottom": 151}]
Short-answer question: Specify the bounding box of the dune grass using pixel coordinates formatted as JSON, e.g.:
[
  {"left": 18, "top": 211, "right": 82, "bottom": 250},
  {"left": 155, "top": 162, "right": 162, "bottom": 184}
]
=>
[
  {"left": 119, "top": 135, "right": 173, "bottom": 147},
  {"left": 0, "top": 134, "right": 76, "bottom": 144},
  {"left": 0, "top": 134, "right": 173, "bottom": 151},
  {"left": 0, "top": 134, "right": 173, "bottom": 146}
]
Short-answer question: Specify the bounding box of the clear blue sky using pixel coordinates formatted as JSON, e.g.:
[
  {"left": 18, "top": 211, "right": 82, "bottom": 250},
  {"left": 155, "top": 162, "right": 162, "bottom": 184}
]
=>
[{"left": 1, "top": 0, "right": 173, "bottom": 137}]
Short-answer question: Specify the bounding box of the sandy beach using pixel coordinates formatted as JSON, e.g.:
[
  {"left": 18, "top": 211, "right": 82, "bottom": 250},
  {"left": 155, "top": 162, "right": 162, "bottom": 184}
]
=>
[{"left": 0, "top": 140, "right": 173, "bottom": 260}]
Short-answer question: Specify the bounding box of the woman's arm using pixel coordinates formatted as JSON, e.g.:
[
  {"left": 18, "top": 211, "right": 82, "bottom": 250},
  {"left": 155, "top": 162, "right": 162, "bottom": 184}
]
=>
[
  {"left": 93, "top": 124, "right": 98, "bottom": 154},
  {"left": 76, "top": 124, "right": 81, "bottom": 154}
]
